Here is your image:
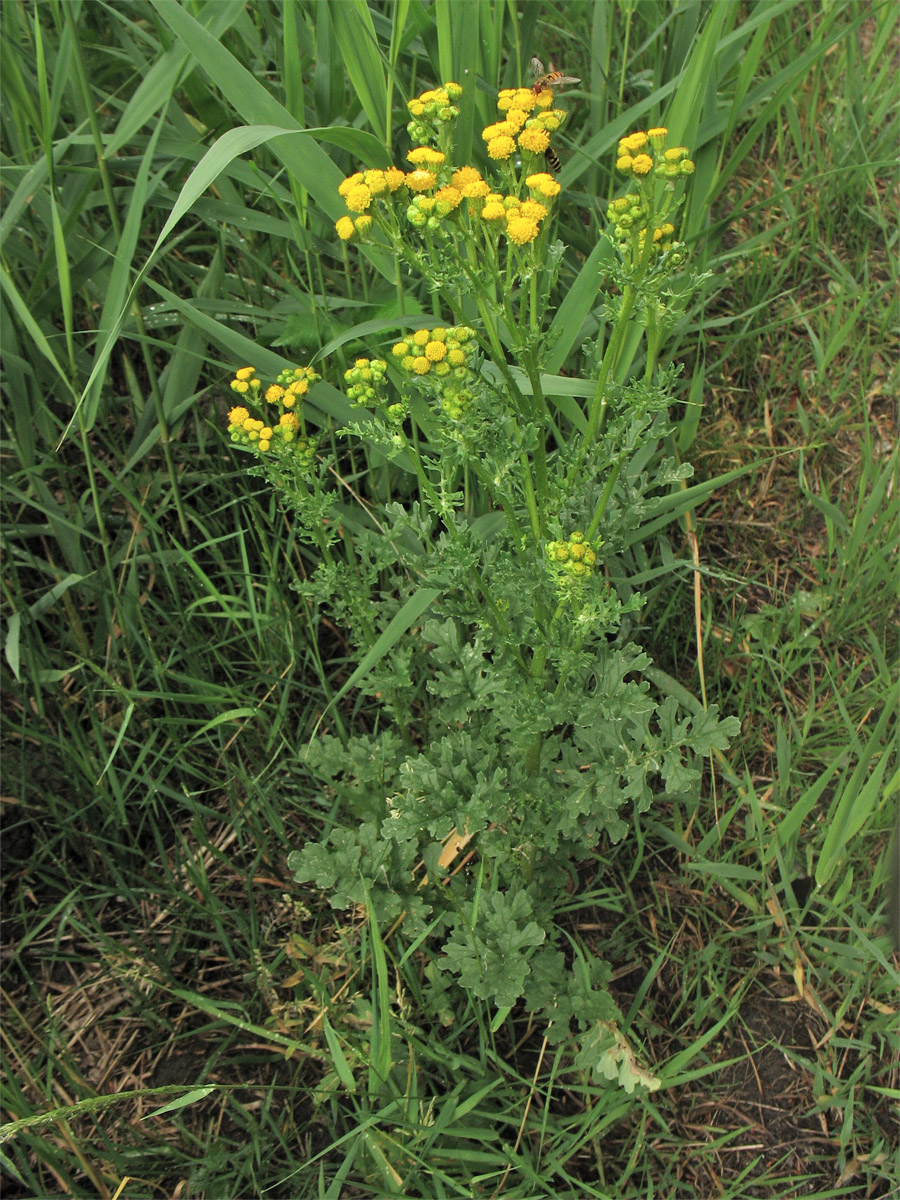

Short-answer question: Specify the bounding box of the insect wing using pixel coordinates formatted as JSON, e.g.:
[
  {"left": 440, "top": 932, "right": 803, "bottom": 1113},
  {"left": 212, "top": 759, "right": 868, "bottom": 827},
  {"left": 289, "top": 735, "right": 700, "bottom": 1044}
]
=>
[{"left": 530, "top": 56, "right": 545, "bottom": 78}]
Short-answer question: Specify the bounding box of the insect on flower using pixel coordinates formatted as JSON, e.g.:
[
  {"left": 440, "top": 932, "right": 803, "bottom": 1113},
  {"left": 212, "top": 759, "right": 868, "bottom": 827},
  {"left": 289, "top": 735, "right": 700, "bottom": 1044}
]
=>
[
  {"left": 530, "top": 57, "right": 581, "bottom": 96},
  {"left": 544, "top": 145, "right": 562, "bottom": 174}
]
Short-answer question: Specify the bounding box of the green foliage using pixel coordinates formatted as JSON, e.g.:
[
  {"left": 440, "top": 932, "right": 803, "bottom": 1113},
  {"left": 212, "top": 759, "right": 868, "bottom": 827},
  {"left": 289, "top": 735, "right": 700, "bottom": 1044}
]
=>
[
  {"left": 3, "top": 1, "right": 898, "bottom": 1196},
  {"left": 250, "top": 83, "right": 744, "bottom": 1088}
]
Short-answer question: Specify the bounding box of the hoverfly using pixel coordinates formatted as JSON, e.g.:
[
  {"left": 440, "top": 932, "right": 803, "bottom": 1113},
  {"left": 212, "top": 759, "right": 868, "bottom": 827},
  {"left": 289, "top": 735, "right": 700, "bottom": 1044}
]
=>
[
  {"left": 530, "top": 57, "right": 581, "bottom": 96},
  {"left": 530, "top": 58, "right": 577, "bottom": 172}
]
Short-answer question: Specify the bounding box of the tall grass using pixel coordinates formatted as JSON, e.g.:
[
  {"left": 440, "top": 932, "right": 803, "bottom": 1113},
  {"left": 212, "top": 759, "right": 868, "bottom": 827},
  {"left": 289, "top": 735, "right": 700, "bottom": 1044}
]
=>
[{"left": 1, "top": 2, "right": 897, "bottom": 1197}]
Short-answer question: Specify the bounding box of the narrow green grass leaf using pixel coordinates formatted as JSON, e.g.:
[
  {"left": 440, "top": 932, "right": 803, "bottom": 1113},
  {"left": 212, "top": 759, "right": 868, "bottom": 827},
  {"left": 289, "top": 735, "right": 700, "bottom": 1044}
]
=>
[
  {"left": 142, "top": 1087, "right": 216, "bottom": 1118},
  {"left": 0, "top": 269, "right": 78, "bottom": 402},
  {"left": 771, "top": 752, "right": 845, "bottom": 860},
  {"left": 816, "top": 709, "right": 897, "bottom": 890},
  {"left": 104, "top": 1, "right": 244, "bottom": 158},
  {"left": 544, "top": 238, "right": 612, "bottom": 373},
  {"left": 321, "top": 1013, "right": 358, "bottom": 1094},
  {"left": 330, "top": 1, "right": 388, "bottom": 145},
  {"left": 365, "top": 893, "right": 393, "bottom": 1096}
]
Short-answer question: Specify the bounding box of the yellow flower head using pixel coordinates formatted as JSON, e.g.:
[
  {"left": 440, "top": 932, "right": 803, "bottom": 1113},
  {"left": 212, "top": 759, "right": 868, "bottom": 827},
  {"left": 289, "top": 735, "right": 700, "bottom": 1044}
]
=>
[
  {"left": 407, "top": 146, "right": 446, "bottom": 170},
  {"left": 525, "top": 173, "right": 561, "bottom": 198},
  {"left": 265, "top": 385, "right": 285, "bottom": 403},
  {"left": 412, "top": 328, "right": 430, "bottom": 347},
  {"left": 384, "top": 167, "right": 407, "bottom": 191},
  {"left": 407, "top": 169, "right": 438, "bottom": 192},
  {"left": 227, "top": 405, "right": 249, "bottom": 427},
  {"left": 518, "top": 127, "right": 550, "bottom": 154},
  {"left": 392, "top": 341, "right": 410, "bottom": 357},
  {"left": 435, "top": 185, "right": 462, "bottom": 213},
  {"left": 480, "top": 199, "right": 507, "bottom": 222},
  {"left": 486, "top": 135, "right": 516, "bottom": 161},
  {"left": 519, "top": 199, "right": 548, "bottom": 221},
  {"left": 506, "top": 215, "right": 540, "bottom": 246},
  {"left": 482, "top": 121, "right": 518, "bottom": 142},
  {"left": 632, "top": 154, "right": 653, "bottom": 176},
  {"left": 235, "top": 367, "right": 255, "bottom": 381},
  {"left": 338, "top": 172, "right": 364, "bottom": 197},
  {"left": 620, "top": 131, "right": 648, "bottom": 153},
  {"left": 459, "top": 177, "right": 490, "bottom": 200},
  {"left": 354, "top": 215, "right": 372, "bottom": 236},
  {"left": 412, "top": 356, "right": 430, "bottom": 375},
  {"left": 344, "top": 184, "right": 372, "bottom": 213},
  {"left": 279, "top": 412, "right": 299, "bottom": 431},
  {"left": 506, "top": 88, "right": 538, "bottom": 113},
  {"left": 425, "top": 340, "right": 446, "bottom": 362},
  {"left": 363, "top": 169, "right": 388, "bottom": 195}
]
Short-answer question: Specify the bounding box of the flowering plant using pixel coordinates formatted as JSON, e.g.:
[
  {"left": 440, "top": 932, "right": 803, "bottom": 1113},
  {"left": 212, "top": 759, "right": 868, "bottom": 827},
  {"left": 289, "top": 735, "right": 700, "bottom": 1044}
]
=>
[{"left": 220, "top": 81, "right": 737, "bottom": 1092}]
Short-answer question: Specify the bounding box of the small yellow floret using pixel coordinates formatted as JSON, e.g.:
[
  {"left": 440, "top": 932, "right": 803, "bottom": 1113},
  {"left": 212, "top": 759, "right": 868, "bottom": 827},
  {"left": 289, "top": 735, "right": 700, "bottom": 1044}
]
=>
[
  {"left": 338, "top": 173, "right": 364, "bottom": 197},
  {"left": 412, "top": 329, "right": 430, "bottom": 347},
  {"left": 518, "top": 127, "right": 550, "bottom": 154},
  {"left": 480, "top": 200, "right": 507, "bottom": 222},
  {"left": 525, "top": 173, "right": 561, "bottom": 198},
  {"left": 407, "top": 169, "right": 437, "bottom": 192},
  {"left": 632, "top": 154, "right": 653, "bottom": 176},
  {"left": 228, "top": 406, "right": 249, "bottom": 427},
  {"left": 336, "top": 215, "right": 356, "bottom": 240},
  {"left": 425, "top": 341, "right": 446, "bottom": 362},
  {"left": 519, "top": 199, "right": 547, "bottom": 221},
  {"left": 435, "top": 185, "right": 462, "bottom": 211},
  {"left": 486, "top": 135, "right": 516, "bottom": 161},
  {"left": 506, "top": 215, "right": 539, "bottom": 246},
  {"left": 345, "top": 184, "right": 372, "bottom": 212},
  {"left": 266, "top": 385, "right": 285, "bottom": 403},
  {"left": 412, "top": 356, "right": 430, "bottom": 375}
]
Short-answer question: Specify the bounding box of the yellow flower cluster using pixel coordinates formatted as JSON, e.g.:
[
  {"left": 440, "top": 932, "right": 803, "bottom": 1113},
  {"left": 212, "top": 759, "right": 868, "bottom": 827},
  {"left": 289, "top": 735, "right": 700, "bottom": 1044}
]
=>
[
  {"left": 344, "top": 357, "right": 387, "bottom": 407},
  {"left": 483, "top": 88, "right": 566, "bottom": 168},
  {"left": 406, "top": 82, "right": 463, "bottom": 145},
  {"left": 546, "top": 530, "right": 600, "bottom": 587},
  {"left": 615, "top": 128, "right": 694, "bottom": 180},
  {"left": 335, "top": 167, "right": 406, "bottom": 240},
  {"left": 334, "top": 82, "right": 567, "bottom": 250},
  {"left": 391, "top": 325, "right": 476, "bottom": 379},
  {"left": 226, "top": 366, "right": 318, "bottom": 466}
]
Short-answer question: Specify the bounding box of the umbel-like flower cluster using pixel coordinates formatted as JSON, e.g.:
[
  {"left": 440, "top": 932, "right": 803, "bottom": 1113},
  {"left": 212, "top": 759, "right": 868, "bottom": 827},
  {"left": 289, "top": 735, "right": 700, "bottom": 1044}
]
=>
[
  {"left": 226, "top": 365, "right": 319, "bottom": 469},
  {"left": 605, "top": 127, "right": 693, "bottom": 270},
  {"left": 334, "top": 81, "right": 568, "bottom": 251},
  {"left": 615, "top": 128, "right": 694, "bottom": 181},
  {"left": 545, "top": 530, "right": 600, "bottom": 590},
  {"left": 391, "top": 325, "right": 478, "bottom": 421}
]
